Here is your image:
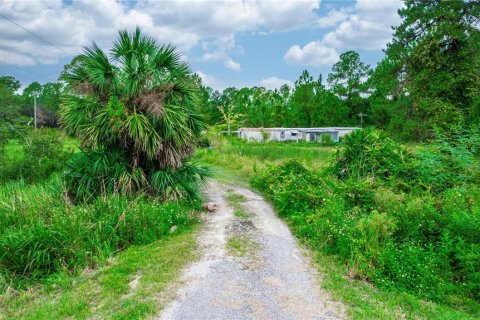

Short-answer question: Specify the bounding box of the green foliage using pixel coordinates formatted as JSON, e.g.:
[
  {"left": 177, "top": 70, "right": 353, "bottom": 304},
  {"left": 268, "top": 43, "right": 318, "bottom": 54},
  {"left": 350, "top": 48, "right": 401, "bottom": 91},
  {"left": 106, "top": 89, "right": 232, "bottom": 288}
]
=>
[
  {"left": 328, "top": 51, "right": 371, "bottom": 123},
  {"left": 320, "top": 133, "right": 333, "bottom": 146},
  {"left": 251, "top": 130, "right": 480, "bottom": 310},
  {"left": 0, "top": 177, "right": 199, "bottom": 286},
  {"left": 65, "top": 149, "right": 209, "bottom": 202},
  {"left": 60, "top": 28, "right": 208, "bottom": 201},
  {"left": 0, "top": 129, "right": 68, "bottom": 184},
  {"left": 332, "top": 128, "right": 411, "bottom": 181},
  {"left": 381, "top": 0, "right": 480, "bottom": 138}
]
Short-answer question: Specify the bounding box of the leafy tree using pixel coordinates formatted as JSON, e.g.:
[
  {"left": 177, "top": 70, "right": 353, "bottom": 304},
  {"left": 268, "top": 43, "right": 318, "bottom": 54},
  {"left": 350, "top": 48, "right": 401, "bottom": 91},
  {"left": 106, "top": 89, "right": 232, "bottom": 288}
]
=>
[
  {"left": 288, "top": 70, "right": 318, "bottom": 127},
  {"left": 0, "top": 76, "right": 22, "bottom": 123},
  {"left": 39, "top": 82, "right": 63, "bottom": 113},
  {"left": 60, "top": 28, "right": 209, "bottom": 201},
  {"left": 328, "top": 51, "right": 371, "bottom": 124},
  {"left": 23, "top": 82, "right": 42, "bottom": 98},
  {"left": 0, "top": 76, "right": 20, "bottom": 92},
  {"left": 385, "top": 0, "right": 480, "bottom": 138},
  {"left": 271, "top": 84, "right": 290, "bottom": 127},
  {"left": 313, "top": 81, "right": 349, "bottom": 127},
  {"left": 217, "top": 104, "right": 244, "bottom": 134}
]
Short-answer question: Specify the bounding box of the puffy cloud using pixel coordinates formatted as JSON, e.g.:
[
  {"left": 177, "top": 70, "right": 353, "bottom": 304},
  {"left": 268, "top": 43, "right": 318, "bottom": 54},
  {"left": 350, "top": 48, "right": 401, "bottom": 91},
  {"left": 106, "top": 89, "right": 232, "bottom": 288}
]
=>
[
  {"left": 196, "top": 70, "right": 220, "bottom": 89},
  {"left": 323, "top": 16, "right": 392, "bottom": 50},
  {"left": 284, "top": 0, "right": 402, "bottom": 67},
  {"left": 316, "top": 7, "right": 353, "bottom": 28},
  {"left": 0, "top": 0, "right": 321, "bottom": 66},
  {"left": 224, "top": 59, "right": 241, "bottom": 72},
  {"left": 139, "top": 0, "right": 320, "bottom": 36},
  {"left": 284, "top": 41, "right": 339, "bottom": 66},
  {"left": 0, "top": 49, "right": 35, "bottom": 66},
  {"left": 200, "top": 35, "right": 239, "bottom": 62},
  {"left": 322, "top": 0, "right": 402, "bottom": 50},
  {"left": 259, "top": 76, "right": 292, "bottom": 90}
]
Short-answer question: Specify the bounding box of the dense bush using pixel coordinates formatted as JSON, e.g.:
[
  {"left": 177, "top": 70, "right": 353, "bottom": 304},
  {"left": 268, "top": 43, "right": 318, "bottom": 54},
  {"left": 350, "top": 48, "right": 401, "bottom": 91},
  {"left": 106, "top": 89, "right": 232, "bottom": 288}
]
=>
[
  {"left": 65, "top": 149, "right": 209, "bottom": 202},
  {"left": 332, "top": 127, "right": 412, "bottom": 181},
  {"left": 252, "top": 129, "right": 480, "bottom": 306},
  {"left": 0, "top": 177, "right": 199, "bottom": 288},
  {"left": 0, "top": 129, "right": 68, "bottom": 183}
]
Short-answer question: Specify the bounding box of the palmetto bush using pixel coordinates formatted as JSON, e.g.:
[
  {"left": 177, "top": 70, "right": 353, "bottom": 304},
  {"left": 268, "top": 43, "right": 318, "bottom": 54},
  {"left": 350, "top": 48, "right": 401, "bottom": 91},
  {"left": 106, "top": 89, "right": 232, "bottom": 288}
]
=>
[
  {"left": 60, "top": 28, "right": 209, "bottom": 201},
  {"left": 332, "top": 128, "right": 412, "bottom": 181}
]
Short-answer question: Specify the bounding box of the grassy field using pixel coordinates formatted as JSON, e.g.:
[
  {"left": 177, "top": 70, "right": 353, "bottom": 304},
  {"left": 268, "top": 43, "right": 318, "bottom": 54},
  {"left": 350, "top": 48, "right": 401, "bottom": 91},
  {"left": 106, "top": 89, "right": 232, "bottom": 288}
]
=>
[
  {"left": 195, "top": 137, "right": 480, "bottom": 320},
  {"left": 0, "top": 228, "right": 198, "bottom": 320},
  {"left": 0, "top": 129, "right": 203, "bottom": 319},
  {"left": 195, "top": 139, "right": 336, "bottom": 178}
]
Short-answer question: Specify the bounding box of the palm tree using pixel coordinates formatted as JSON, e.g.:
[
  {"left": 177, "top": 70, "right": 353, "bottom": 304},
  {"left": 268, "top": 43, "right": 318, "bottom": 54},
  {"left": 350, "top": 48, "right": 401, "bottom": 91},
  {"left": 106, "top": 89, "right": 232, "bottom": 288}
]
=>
[{"left": 60, "top": 28, "right": 209, "bottom": 201}]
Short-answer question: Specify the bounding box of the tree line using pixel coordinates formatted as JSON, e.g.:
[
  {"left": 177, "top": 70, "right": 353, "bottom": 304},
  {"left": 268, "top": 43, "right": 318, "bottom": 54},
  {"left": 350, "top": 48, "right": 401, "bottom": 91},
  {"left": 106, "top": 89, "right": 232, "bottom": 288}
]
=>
[
  {"left": 197, "top": 0, "right": 479, "bottom": 140},
  {"left": 0, "top": 76, "right": 63, "bottom": 127},
  {"left": 1, "top": 0, "right": 478, "bottom": 141}
]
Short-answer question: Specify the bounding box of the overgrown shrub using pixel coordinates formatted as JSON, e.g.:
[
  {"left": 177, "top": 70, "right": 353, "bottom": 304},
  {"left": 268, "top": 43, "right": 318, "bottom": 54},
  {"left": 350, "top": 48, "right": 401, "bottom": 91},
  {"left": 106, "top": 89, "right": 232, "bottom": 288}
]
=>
[
  {"left": 60, "top": 29, "right": 208, "bottom": 202},
  {"left": 65, "top": 150, "right": 209, "bottom": 202},
  {"left": 252, "top": 152, "right": 480, "bottom": 304},
  {"left": 0, "top": 129, "right": 68, "bottom": 183},
  {"left": 0, "top": 177, "right": 199, "bottom": 287},
  {"left": 332, "top": 128, "right": 412, "bottom": 181},
  {"left": 413, "top": 140, "right": 479, "bottom": 192},
  {"left": 321, "top": 133, "right": 333, "bottom": 146}
]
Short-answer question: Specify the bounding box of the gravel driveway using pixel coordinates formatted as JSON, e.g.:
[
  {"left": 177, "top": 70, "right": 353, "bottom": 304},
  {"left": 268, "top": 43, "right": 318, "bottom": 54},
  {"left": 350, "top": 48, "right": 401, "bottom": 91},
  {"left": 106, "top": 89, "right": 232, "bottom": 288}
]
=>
[{"left": 158, "top": 180, "right": 345, "bottom": 320}]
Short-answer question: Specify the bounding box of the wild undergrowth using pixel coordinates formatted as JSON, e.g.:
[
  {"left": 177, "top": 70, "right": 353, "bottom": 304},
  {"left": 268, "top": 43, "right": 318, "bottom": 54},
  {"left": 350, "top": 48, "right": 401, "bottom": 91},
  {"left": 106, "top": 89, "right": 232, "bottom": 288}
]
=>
[
  {"left": 250, "top": 128, "right": 480, "bottom": 316},
  {"left": 195, "top": 137, "right": 335, "bottom": 177},
  {"left": 0, "top": 128, "right": 71, "bottom": 184},
  {"left": 0, "top": 176, "right": 200, "bottom": 290}
]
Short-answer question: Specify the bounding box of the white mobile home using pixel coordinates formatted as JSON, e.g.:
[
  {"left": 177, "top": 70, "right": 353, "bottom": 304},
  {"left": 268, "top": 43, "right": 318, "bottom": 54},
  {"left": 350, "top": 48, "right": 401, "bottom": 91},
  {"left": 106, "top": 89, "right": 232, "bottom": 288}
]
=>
[{"left": 237, "top": 127, "right": 359, "bottom": 143}]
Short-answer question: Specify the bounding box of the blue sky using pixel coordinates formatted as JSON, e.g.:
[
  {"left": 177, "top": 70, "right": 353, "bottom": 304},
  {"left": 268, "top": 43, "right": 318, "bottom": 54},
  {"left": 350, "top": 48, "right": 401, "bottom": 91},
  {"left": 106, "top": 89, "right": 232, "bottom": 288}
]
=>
[{"left": 0, "top": 0, "right": 402, "bottom": 91}]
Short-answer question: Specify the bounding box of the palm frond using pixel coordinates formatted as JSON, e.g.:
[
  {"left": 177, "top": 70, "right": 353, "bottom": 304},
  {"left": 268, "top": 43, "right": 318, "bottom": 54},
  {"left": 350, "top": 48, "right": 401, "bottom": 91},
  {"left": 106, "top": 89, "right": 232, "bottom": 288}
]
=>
[
  {"left": 60, "top": 27, "right": 208, "bottom": 201},
  {"left": 121, "top": 111, "right": 162, "bottom": 159}
]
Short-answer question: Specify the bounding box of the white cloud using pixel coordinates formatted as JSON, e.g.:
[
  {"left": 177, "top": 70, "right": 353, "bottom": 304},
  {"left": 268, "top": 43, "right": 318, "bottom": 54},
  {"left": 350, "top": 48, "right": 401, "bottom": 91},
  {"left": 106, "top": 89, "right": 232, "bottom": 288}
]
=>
[
  {"left": 200, "top": 35, "right": 240, "bottom": 62},
  {"left": 224, "top": 59, "right": 241, "bottom": 72},
  {"left": 284, "top": 0, "right": 402, "bottom": 67},
  {"left": 316, "top": 7, "right": 353, "bottom": 28},
  {"left": 284, "top": 41, "right": 339, "bottom": 67},
  {"left": 0, "top": 49, "right": 35, "bottom": 66},
  {"left": 259, "top": 76, "right": 292, "bottom": 90},
  {"left": 322, "top": 0, "right": 402, "bottom": 50},
  {"left": 140, "top": 0, "right": 321, "bottom": 36},
  {"left": 0, "top": 0, "right": 322, "bottom": 66},
  {"left": 323, "top": 15, "right": 393, "bottom": 50},
  {"left": 196, "top": 70, "right": 220, "bottom": 89}
]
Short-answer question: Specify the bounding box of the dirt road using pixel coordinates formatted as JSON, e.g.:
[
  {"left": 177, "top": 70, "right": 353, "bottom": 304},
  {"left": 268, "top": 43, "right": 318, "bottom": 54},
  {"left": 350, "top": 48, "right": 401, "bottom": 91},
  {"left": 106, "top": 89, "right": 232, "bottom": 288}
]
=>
[{"left": 158, "top": 180, "right": 345, "bottom": 320}]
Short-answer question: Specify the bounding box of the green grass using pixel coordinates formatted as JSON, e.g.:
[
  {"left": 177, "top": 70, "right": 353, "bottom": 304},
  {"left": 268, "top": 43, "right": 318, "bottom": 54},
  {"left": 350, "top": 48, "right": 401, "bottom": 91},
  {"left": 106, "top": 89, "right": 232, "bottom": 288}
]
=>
[
  {"left": 225, "top": 192, "right": 253, "bottom": 219},
  {"left": 316, "top": 253, "right": 478, "bottom": 320},
  {"left": 227, "top": 236, "right": 258, "bottom": 258},
  {"left": 0, "top": 228, "right": 199, "bottom": 319},
  {"left": 225, "top": 193, "right": 247, "bottom": 207},
  {"left": 195, "top": 141, "right": 335, "bottom": 178},
  {"left": 234, "top": 209, "right": 252, "bottom": 219}
]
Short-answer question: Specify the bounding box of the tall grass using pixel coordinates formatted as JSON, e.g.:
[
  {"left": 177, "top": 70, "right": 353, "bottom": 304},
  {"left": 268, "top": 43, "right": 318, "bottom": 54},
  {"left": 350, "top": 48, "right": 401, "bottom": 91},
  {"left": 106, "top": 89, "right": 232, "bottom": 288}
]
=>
[
  {"left": 0, "top": 176, "right": 199, "bottom": 289},
  {"left": 195, "top": 138, "right": 335, "bottom": 177}
]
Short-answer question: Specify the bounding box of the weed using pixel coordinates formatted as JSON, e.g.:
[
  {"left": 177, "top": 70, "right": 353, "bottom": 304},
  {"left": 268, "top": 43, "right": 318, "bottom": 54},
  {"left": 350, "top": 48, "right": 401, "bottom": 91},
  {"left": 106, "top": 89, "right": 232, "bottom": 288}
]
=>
[
  {"left": 234, "top": 209, "right": 252, "bottom": 219},
  {"left": 0, "top": 177, "right": 200, "bottom": 287},
  {"left": 227, "top": 236, "right": 258, "bottom": 257}
]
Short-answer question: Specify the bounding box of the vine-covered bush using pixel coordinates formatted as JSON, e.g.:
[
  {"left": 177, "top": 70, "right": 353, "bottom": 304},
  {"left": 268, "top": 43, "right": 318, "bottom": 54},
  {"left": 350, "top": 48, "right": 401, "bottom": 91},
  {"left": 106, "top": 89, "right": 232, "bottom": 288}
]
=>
[
  {"left": 332, "top": 128, "right": 412, "bottom": 181},
  {"left": 251, "top": 129, "right": 480, "bottom": 305}
]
